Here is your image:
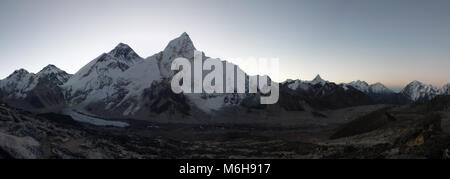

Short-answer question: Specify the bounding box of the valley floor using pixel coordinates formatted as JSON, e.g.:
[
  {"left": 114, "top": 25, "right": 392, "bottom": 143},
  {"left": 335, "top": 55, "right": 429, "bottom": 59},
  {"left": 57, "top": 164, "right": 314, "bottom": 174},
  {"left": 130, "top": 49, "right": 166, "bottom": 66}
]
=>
[{"left": 0, "top": 103, "right": 449, "bottom": 159}]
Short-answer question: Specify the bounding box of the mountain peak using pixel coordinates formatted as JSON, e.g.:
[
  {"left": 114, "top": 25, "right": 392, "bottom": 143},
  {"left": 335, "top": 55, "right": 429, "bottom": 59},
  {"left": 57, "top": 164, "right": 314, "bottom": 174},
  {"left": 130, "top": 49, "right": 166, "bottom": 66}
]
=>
[
  {"left": 313, "top": 74, "right": 323, "bottom": 81},
  {"left": 405, "top": 80, "right": 438, "bottom": 90},
  {"left": 358, "top": 80, "right": 369, "bottom": 84},
  {"left": 14, "top": 68, "right": 29, "bottom": 74},
  {"left": 156, "top": 32, "right": 197, "bottom": 78},
  {"left": 39, "top": 64, "right": 61, "bottom": 73},
  {"left": 112, "top": 43, "right": 131, "bottom": 50},
  {"left": 348, "top": 80, "right": 369, "bottom": 93},
  {"left": 108, "top": 43, "right": 141, "bottom": 61},
  {"left": 43, "top": 64, "right": 57, "bottom": 68},
  {"left": 409, "top": 80, "right": 424, "bottom": 86},
  {"left": 35, "top": 64, "right": 72, "bottom": 84},
  {"left": 369, "top": 82, "right": 394, "bottom": 94},
  {"left": 350, "top": 80, "right": 369, "bottom": 86},
  {"left": 6, "top": 69, "right": 31, "bottom": 79},
  {"left": 311, "top": 74, "right": 327, "bottom": 85},
  {"left": 163, "top": 32, "right": 196, "bottom": 55},
  {"left": 181, "top": 32, "right": 189, "bottom": 37},
  {"left": 37, "top": 64, "right": 70, "bottom": 76},
  {"left": 402, "top": 80, "right": 440, "bottom": 101},
  {"left": 442, "top": 84, "right": 450, "bottom": 95}
]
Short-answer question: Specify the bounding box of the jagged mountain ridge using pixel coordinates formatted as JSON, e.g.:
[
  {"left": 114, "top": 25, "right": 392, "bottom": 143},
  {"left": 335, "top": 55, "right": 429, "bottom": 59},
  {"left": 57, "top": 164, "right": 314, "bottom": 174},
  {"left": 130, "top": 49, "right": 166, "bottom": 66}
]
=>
[
  {"left": 62, "top": 33, "right": 248, "bottom": 119},
  {"left": 280, "top": 75, "right": 374, "bottom": 110},
  {"left": 63, "top": 43, "right": 144, "bottom": 103},
  {"left": 344, "top": 80, "right": 410, "bottom": 104},
  {"left": 347, "top": 80, "right": 394, "bottom": 94},
  {"left": 0, "top": 33, "right": 248, "bottom": 121},
  {"left": 401, "top": 80, "right": 444, "bottom": 101},
  {"left": 0, "top": 32, "right": 449, "bottom": 123},
  {"left": 0, "top": 65, "right": 72, "bottom": 111},
  {"left": 442, "top": 84, "right": 450, "bottom": 95},
  {"left": 344, "top": 80, "right": 450, "bottom": 103}
]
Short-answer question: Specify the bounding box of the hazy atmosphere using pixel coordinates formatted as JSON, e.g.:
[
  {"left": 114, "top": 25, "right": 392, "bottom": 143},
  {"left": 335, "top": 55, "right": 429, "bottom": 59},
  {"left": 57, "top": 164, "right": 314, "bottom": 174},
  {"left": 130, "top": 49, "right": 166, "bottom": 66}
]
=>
[{"left": 1, "top": 0, "right": 449, "bottom": 89}]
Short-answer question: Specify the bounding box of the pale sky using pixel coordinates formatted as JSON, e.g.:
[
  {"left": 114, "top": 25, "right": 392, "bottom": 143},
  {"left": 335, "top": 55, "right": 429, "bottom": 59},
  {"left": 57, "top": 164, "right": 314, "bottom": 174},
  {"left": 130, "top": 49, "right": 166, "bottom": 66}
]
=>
[{"left": 1, "top": 0, "right": 449, "bottom": 89}]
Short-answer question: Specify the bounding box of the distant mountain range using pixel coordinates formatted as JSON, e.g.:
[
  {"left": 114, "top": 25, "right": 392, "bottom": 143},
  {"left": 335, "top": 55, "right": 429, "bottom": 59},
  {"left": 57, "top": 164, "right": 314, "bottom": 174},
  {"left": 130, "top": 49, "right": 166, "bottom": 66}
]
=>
[
  {"left": 401, "top": 80, "right": 449, "bottom": 101},
  {"left": 0, "top": 32, "right": 449, "bottom": 126},
  {"left": 0, "top": 65, "right": 72, "bottom": 111}
]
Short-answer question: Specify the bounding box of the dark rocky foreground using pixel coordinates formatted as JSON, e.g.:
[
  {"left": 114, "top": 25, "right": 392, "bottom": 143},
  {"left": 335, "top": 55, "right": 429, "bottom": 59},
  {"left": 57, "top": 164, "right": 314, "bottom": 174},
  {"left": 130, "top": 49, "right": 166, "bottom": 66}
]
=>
[{"left": 0, "top": 102, "right": 449, "bottom": 159}]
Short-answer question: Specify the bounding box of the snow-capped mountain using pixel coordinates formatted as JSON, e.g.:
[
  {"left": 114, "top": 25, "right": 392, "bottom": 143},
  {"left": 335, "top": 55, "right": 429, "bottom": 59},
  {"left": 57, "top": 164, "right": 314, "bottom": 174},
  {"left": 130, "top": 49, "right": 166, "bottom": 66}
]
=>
[
  {"left": 1, "top": 32, "right": 448, "bottom": 124},
  {"left": 282, "top": 77, "right": 412, "bottom": 106},
  {"left": 37, "top": 64, "right": 72, "bottom": 84},
  {"left": 281, "top": 75, "right": 373, "bottom": 109},
  {"left": 0, "top": 65, "right": 72, "bottom": 111},
  {"left": 157, "top": 32, "right": 196, "bottom": 78},
  {"left": 347, "top": 80, "right": 370, "bottom": 93},
  {"left": 63, "top": 43, "right": 144, "bottom": 105},
  {"left": 347, "top": 80, "right": 393, "bottom": 94},
  {"left": 345, "top": 80, "right": 411, "bottom": 104},
  {"left": 369, "top": 83, "right": 394, "bottom": 94},
  {"left": 0, "top": 69, "right": 37, "bottom": 98},
  {"left": 59, "top": 33, "right": 247, "bottom": 119},
  {"left": 285, "top": 75, "right": 328, "bottom": 91},
  {"left": 141, "top": 33, "right": 253, "bottom": 114},
  {"left": 310, "top": 75, "right": 327, "bottom": 85},
  {"left": 441, "top": 84, "right": 450, "bottom": 95},
  {"left": 286, "top": 80, "right": 310, "bottom": 91},
  {"left": 401, "top": 80, "right": 441, "bottom": 101}
]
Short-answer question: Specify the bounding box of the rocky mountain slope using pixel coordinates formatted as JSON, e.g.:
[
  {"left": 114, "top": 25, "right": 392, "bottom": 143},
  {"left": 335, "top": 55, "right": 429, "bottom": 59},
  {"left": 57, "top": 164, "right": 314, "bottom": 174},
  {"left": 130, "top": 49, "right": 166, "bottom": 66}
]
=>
[
  {"left": 401, "top": 81, "right": 442, "bottom": 101},
  {"left": 280, "top": 75, "right": 374, "bottom": 110},
  {"left": 0, "top": 65, "right": 72, "bottom": 112}
]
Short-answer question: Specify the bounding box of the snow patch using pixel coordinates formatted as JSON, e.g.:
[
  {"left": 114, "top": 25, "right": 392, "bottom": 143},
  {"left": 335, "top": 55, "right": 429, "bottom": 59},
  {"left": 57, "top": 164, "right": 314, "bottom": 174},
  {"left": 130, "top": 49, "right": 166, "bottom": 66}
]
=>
[
  {"left": 186, "top": 94, "right": 226, "bottom": 113},
  {"left": 63, "top": 109, "right": 129, "bottom": 127}
]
